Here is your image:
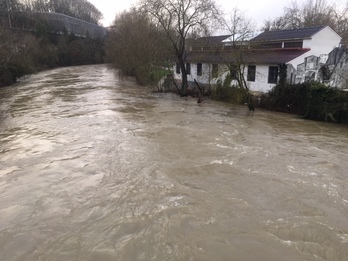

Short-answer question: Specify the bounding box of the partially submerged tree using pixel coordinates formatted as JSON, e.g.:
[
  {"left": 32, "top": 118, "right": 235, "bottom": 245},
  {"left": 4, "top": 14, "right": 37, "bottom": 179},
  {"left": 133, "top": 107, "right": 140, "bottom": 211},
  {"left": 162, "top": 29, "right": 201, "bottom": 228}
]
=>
[{"left": 140, "top": 0, "right": 219, "bottom": 96}]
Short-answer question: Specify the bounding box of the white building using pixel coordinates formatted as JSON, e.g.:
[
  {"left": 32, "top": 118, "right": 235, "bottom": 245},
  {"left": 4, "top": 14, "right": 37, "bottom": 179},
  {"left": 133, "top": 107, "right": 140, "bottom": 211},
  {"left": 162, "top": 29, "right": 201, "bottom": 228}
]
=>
[{"left": 174, "top": 26, "right": 342, "bottom": 93}]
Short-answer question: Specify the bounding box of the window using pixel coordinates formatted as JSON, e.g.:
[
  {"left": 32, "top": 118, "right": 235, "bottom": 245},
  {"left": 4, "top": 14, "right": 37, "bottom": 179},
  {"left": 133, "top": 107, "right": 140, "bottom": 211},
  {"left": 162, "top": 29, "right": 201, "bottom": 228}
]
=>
[
  {"left": 230, "top": 65, "right": 238, "bottom": 80},
  {"left": 176, "top": 63, "right": 180, "bottom": 74},
  {"left": 186, "top": 63, "right": 191, "bottom": 75},
  {"left": 197, "top": 63, "right": 202, "bottom": 76},
  {"left": 268, "top": 66, "right": 278, "bottom": 84},
  {"left": 212, "top": 64, "right": 218, "bottom": 78},
  {"left": 284, "top": 41, "right": 303, "bottom": 48},
  {"left": 260, "top": 43, "right": 282, "bottom": 49},
  {"left": 247, "top": 65, "right": 256, "bottom": 82},
  {"left": 308, "top": 62, "right": 314, "bottom": 69}
]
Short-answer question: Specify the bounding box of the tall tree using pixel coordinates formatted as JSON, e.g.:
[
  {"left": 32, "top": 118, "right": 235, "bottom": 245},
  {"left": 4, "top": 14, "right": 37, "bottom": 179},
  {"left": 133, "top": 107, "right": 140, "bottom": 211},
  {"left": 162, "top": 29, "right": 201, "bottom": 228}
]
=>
[
  {"left": 106, "top": 8, "right": 170, "bottom": 85},
  {"left": 141, "top": 0, "right": 219, "bottom": 96}
]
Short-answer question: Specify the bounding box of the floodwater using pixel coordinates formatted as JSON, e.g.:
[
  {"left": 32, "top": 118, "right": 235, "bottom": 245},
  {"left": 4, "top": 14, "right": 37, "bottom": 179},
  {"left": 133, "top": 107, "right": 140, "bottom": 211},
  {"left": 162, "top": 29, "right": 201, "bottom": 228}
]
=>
[{"left": 0, "top": 65, "right": 347, "bottom": 261}]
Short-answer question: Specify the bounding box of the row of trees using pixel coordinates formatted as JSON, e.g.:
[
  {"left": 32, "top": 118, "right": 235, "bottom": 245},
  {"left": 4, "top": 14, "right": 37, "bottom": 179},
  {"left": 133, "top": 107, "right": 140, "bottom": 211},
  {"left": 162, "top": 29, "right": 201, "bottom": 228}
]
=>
[{"left": 0, "top": 0, "right": 102, "bottom": 24}]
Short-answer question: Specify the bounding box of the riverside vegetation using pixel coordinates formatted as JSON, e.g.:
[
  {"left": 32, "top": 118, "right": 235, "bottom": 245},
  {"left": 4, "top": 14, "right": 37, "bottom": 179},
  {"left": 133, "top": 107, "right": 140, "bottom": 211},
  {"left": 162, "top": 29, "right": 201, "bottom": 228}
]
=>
[
  {"left": 0, "top": 27, "right": 104, "bottom": 87},
  {"left": 0, "top": 0, "right": 104, "bottom": 87},
  {"left": 210, "top": 82, "right": 348, "bottom": 123}
]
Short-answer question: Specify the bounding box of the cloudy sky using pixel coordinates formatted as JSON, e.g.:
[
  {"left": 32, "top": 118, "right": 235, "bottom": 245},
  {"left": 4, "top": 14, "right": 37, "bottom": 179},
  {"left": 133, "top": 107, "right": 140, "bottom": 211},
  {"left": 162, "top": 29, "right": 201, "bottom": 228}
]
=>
[
  {"left": 88, "top": 0, "right": 345, "bottom": 28},
  {"left": 87, "top": 0, "right": 293, "bottom": 27}
]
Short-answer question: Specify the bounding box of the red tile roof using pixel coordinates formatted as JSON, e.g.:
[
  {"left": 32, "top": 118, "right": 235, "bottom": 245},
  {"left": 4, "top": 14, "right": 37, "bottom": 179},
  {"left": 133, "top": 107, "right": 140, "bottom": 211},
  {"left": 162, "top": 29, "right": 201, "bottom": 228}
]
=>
[{"left": 184, "top": 48, "right": 310, "bottom": 64}]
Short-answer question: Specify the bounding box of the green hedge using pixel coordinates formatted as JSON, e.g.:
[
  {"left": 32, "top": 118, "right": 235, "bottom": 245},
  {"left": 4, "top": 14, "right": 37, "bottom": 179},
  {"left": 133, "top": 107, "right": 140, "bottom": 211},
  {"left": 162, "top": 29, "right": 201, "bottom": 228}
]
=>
[{"left": 260, "top": 83, "right": 348, "bottom": 123}]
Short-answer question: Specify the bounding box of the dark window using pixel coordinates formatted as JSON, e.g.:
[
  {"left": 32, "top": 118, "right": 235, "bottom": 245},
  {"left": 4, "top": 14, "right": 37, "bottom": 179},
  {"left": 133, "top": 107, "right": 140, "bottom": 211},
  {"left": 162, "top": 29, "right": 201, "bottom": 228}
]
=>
[
  {"left": 268, "top": 66, "right": 278, "bottom": 84},
  {"left": 260, "top": 43, "right": 282, "bottom": 49},
  {"left": 197, "top": 63, "right": 202, "bottom": 76},
  {"left": 247, "top": 65, "right": 256, "bottom": 82},
  {"left": 284, "top": 41, "right": 303, "bottom": 48},
  {"left": 176, "top": 63, "right": 180, "bottom": 74},
  {"left": 186, "top": 63, "right": 191, "bottom": 75},
  {"left": 230, "top": 65, "right": 238, "bottom": 79},
  {"left": 212, "top": 64, "right": 218, "bottom": 78}
]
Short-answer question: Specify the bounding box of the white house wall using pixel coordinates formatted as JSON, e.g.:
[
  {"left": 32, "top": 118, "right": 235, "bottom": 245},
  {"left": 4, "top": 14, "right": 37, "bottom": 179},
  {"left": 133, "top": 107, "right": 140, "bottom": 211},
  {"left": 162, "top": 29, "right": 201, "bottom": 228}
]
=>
[
  {"left": 248, "top": 65, "right": 277, "bottom": 92},
  {"left": 173, "top": 63, "right": 278, "bottom": 93},
  {"left": 290, "top": 27, "right": 341, "bottom": 68}
]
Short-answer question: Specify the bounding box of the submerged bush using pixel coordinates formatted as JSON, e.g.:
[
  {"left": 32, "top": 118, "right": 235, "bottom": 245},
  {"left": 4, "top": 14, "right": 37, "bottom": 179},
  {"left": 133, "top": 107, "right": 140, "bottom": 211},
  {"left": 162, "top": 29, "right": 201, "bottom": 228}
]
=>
[
  {"left": 210, "top": 84, "right": 247, "bottom": 104},
  {"left": 210, "top": 76, "right": 248, "bottom": 105}
]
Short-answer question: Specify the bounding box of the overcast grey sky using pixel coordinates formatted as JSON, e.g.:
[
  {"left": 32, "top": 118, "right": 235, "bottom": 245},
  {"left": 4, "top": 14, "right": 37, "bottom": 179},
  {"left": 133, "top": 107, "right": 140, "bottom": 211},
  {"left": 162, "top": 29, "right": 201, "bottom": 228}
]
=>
[{"left": 89, "top": 0, "right": 345, "bottom": 29}]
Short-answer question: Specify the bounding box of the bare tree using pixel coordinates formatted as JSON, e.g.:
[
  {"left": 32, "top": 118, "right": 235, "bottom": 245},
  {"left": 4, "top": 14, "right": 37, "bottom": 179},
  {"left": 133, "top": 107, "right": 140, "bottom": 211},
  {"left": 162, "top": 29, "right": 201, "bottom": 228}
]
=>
[
  {"left": 140, "top": 0, "right": 219, "bottom": 96},
  {"left": 218, "top": 8, "right": 256, "bottom": 110},
  {"left": 263, "top": 0, "right": 348, "bottom": 43}
]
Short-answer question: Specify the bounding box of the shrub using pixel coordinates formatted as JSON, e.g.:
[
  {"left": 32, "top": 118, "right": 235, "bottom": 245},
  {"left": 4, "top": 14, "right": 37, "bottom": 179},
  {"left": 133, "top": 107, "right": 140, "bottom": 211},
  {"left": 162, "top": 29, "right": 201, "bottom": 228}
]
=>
[
  {"left": 210, "top": 81, "right": 247, "bottom": 104},
  {"left": 260, "top": 82, "right": 348, "bottom": 123}
]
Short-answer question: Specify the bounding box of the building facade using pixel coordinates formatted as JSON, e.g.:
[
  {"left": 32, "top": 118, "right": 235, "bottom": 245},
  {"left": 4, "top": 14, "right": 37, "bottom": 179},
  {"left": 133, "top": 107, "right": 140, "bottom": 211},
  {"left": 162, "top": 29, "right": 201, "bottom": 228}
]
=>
[{"left": 173, "top": 26, "right": 342, "bottom": 93}]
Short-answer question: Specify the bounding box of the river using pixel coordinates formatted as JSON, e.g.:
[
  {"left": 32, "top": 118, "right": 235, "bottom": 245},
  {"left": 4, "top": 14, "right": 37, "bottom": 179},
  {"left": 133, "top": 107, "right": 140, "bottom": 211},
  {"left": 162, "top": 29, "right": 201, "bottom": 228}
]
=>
[{"left": 0, "top": 65, "right": 347, "bottom": 261}]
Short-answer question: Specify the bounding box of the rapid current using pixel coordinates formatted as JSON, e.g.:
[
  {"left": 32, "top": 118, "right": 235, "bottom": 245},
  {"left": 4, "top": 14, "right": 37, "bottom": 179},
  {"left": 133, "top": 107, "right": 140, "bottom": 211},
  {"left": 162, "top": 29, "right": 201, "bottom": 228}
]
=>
[{"left": 0, "top": 65, "right": 347, "bottom": 260}]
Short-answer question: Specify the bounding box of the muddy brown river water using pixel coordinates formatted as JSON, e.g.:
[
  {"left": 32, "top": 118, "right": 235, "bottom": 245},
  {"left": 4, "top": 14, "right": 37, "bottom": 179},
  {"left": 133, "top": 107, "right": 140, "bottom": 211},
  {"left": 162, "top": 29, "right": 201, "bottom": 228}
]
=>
[{"left": 0, "top": 65, "right": 347, "bottom": 261}]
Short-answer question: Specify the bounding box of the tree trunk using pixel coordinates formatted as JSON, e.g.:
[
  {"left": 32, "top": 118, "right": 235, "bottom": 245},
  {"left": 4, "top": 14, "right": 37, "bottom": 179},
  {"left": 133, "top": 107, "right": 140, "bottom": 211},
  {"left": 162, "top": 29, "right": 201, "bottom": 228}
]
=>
[
  {"left": 237, "top": 66, "right": 255, "bottom": 111},
  {"left": 179, "top": 59, "right": 188, "bottom": 96},
  {"left": 194, "top": 79, "right": 204, "bottom": 103}
]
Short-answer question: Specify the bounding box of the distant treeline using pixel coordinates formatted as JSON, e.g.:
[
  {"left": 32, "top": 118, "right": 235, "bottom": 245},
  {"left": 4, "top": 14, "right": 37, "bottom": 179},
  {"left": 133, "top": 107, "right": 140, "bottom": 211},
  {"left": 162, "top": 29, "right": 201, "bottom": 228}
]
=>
[
  {"left": 0, "top": 0, "right": 102, "bottom": 25},
  {"left": 0, "top": 11, "right": 107, "bottom": 38}
]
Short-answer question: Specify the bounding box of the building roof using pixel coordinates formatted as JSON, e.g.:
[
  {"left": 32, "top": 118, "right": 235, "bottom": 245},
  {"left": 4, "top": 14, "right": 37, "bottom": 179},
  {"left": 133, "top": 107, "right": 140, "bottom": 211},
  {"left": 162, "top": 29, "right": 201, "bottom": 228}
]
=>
[
  {"left": 251, "top": 26, "right": 326, "bottom": 42},
  {"left": 192, "top": 35, "right": 232, "bottom": 46},
  {"left": 184, "top": 48, "right": 310, "bottom": 65}
]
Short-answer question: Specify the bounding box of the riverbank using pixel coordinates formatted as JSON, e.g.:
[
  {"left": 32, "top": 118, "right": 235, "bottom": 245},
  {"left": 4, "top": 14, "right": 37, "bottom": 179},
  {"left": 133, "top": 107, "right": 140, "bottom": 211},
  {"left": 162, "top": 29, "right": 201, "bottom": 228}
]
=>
[
  {"left": 0, "top": 29, "right": 104, "bottom": 88},
  {"left": 177, "top": 81, "right": 348, "bottom": 124}
]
